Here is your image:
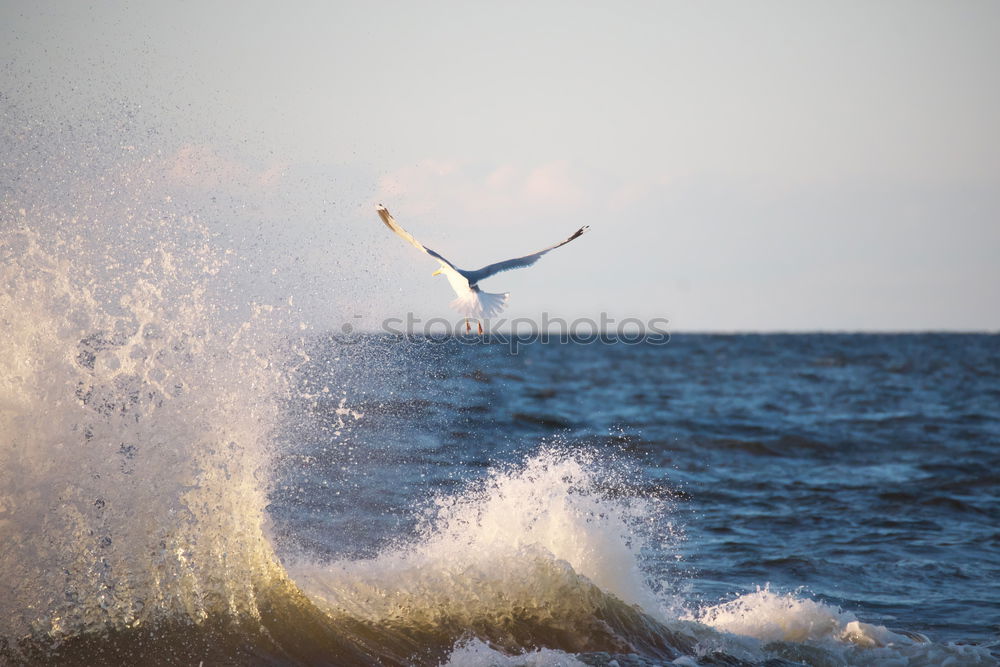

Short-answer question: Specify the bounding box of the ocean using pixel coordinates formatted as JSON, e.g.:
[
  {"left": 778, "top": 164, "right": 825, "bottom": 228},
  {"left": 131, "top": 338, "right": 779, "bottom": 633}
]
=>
[{"left": 2, "top": 125, "right": 998, "bottom": 666}]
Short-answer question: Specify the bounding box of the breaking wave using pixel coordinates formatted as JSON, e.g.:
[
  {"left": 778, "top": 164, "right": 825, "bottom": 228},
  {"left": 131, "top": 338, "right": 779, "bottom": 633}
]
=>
[{"left": 1, "top": 114, "right": 995, "bottom": 666}]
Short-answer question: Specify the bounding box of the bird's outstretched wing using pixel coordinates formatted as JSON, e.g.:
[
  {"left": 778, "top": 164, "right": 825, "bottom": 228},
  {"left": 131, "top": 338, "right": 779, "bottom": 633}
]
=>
[
  {"left": 376, "top": 204, "right": 472, "bottom": 299},
  {"left": 376, "top": 204, "right": 459, "bottom": 272},
  {"left": 464, "top": 225, "right": 590, "bottom": 284}
]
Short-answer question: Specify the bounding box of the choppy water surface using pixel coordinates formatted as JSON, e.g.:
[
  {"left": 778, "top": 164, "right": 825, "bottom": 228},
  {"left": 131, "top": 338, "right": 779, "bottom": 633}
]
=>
[
  {"left": 2, "top": 114, "right": 997, "bottom": 665},
  {"left": 272, "top": 333, "right": 1000, "bottom": 663}
]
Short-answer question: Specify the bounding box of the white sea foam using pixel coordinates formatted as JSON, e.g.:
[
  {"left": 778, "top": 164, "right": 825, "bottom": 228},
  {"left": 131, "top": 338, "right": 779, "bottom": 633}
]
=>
[
  {"left": 0, "top": 212, "right": 289, "bottom": 640},
  {"left": 442, "top": 638, "right": 588, "bottom": 667},
  {"left": 291, "top": 448, "right": 677, "bottom": 628},
  {"left": 290, "top": 445, "right": 999, "bottom": 665},
  {"left": 686, "top": 587, "right": 997, "bottom": 665}
]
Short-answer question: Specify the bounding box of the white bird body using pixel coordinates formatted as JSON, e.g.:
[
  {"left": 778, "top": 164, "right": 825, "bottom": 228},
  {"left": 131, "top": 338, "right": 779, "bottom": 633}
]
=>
[{"left": 375, "top": 205, "right": 588, "bottom": 327}]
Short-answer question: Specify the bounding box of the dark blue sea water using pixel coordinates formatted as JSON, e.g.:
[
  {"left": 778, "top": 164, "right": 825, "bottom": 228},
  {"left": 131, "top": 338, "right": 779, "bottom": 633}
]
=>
[{"left": 262, "top": 332, "right": 1000, "bottom": 664}]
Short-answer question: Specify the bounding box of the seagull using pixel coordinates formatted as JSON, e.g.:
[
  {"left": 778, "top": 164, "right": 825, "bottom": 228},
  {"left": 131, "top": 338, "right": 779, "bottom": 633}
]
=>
[{"left": 376, "top": 204, "right": 589, "bottom": 334}]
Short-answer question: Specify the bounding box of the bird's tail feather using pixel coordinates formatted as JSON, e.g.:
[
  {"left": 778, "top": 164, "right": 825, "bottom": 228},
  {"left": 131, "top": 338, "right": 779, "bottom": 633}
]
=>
[{"left": 450, "top": 289, "right": 509, "bottom": 319}]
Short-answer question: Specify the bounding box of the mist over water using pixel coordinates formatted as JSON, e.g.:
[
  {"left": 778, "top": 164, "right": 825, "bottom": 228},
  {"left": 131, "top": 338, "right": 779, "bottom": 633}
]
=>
[
  {"left": 0, "top": 107, "right": 309, "bottom": 660},
  {"left": 1, "top": 176, "right": 287, "bottom": 640},
  {"left": 2, "top": 107, "right": 998, "bottom": 666}
]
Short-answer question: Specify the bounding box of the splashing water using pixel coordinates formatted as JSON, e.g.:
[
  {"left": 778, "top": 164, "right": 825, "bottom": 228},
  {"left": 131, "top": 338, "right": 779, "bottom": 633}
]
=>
[
  {"left": 3, "top": 109, "right": 996, "bottom": 666},
  {"left": 0, "top": 210, "right": 289, "bottom": 646},
  {"left": 442, "top": 638, "right": 588, "bottom": 667},
  {"left": 686, "top": 587, "right": 997, "bottom": 666},
  {"left": 288, "top": 447, "right": 693, "bottom": 661},
  {"left": 292, "top": 448, "right": 674, "bottom": 614}
]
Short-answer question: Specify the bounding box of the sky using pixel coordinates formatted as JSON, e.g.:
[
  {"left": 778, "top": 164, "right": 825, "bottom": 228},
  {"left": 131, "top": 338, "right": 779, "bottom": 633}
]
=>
[{"left": 3, "top": 0, "right": 999, "bottom": 331}]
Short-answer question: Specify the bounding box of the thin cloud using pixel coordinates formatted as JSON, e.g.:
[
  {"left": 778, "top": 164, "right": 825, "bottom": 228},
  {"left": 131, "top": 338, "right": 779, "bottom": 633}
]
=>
[{"left": 374, "top": 159, "right": 592, "bottom": 222}]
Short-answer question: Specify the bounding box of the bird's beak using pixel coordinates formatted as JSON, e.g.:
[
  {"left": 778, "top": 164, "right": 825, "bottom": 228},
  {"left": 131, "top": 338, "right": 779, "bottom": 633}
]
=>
[{"left": 431, "top": 269, "right": 442, "bottom": 276}]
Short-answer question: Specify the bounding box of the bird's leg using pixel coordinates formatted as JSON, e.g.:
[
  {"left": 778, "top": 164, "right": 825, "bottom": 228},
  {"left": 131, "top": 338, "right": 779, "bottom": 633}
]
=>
[
  {"left": 478, "top": 321, "right": 483, "bottom": 335},
  {"left": 465, "top": 318, "right": 471, "bottom": 334}
]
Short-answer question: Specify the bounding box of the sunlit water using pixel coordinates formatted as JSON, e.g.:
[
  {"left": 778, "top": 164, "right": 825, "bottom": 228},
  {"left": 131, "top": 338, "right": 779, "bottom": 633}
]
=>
[{"left": 2, "top": 111, "right": 997, "bottom": 666}]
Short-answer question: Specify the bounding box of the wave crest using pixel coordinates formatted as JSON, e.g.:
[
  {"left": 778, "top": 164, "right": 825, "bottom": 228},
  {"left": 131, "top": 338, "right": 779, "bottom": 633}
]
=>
[
  {"left": 0, "top": 214, "right": 287, "bottom": 647},
  {"left": 290, "top": 449, "right": 690, "bottom": 660}
]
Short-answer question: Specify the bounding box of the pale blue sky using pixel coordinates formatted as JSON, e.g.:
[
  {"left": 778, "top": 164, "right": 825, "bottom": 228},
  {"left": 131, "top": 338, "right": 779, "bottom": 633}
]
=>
[{"left": 3, "top": 1, "right": 999, "bottom": 330}]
